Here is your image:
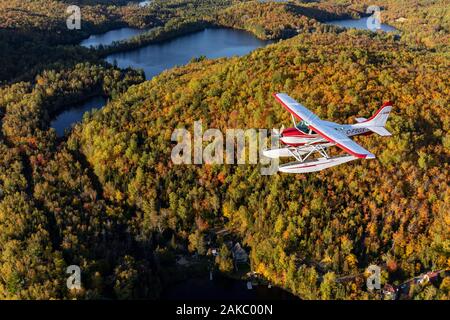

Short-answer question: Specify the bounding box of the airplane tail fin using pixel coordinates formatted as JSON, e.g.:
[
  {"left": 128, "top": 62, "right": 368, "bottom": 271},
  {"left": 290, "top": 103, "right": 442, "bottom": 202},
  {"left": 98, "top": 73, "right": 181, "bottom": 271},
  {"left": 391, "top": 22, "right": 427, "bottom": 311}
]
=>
[{"left": 356, "top": 101, "right": 393, "bottom": 136}]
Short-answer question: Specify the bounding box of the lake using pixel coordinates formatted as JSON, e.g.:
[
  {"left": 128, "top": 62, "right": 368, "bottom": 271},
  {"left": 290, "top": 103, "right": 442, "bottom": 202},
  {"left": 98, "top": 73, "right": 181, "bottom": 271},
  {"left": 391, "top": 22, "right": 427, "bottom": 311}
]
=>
[
  {"left": 52, "top": 28, "right": 270, "bottom": 135},
  {"left": 161, "top": 274, "right": 298, "bottom": 300},
  {"left": 80, "top": 28, "right": 148, "bottom": 48},
  {"left": 139, "top": 0, "right": 152, "bottom": 7},
  {"left": 106, "top": 28, "right": 271, "bottom": 80},
  {"left": 327, "top": 17, "right": 397, "bottom": 32},
  {"left": 51, "top": 96, "right": 106, "bottom": 137}
]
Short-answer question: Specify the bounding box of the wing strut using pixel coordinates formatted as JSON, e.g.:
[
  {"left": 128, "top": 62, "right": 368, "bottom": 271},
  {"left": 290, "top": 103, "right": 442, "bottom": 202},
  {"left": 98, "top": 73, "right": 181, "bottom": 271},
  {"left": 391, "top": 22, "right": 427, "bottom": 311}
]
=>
[{"left": 291, "top": 113, "right": 296, "bottom": 127}]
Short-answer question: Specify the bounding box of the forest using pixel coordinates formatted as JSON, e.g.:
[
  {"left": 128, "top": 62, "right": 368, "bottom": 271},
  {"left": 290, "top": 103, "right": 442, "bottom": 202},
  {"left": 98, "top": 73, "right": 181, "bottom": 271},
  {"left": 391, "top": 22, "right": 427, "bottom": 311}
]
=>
[{"left": 0, "top": 0, "right": 448, "bottom": 300}]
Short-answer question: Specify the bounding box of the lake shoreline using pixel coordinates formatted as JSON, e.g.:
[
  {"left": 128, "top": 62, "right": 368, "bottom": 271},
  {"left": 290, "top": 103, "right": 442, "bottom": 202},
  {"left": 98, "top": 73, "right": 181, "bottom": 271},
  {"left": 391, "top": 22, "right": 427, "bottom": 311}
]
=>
[
  {"left": 159, "top": 254, "right": 299, "bottom": 300},
  {"left": 51, "top": 27, "right": 270, "bottom": 135},
  {"left": 52, "top": 13, "right": 397, "bottom": 137}
]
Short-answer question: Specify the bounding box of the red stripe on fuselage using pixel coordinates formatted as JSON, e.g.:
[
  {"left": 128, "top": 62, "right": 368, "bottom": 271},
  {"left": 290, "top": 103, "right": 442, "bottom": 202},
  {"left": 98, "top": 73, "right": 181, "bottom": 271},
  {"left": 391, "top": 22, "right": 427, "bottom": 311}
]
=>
[{"left": 281, "top": 127, "right": 316, "bottom": 138}]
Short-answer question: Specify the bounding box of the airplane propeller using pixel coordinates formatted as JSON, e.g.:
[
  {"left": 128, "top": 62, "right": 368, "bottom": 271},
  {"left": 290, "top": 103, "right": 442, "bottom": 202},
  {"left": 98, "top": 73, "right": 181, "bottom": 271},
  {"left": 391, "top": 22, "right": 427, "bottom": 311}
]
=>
[{"left": 273, "top": 124, "right": 285, "bottom": 138}]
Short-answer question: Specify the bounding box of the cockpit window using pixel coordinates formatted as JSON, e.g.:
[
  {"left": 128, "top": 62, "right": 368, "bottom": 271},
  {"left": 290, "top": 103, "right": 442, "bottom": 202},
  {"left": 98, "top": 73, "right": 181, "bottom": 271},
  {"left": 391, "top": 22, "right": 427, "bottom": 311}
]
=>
[{"left": 296, "top": 120, "right": 316, "bottom": 134}]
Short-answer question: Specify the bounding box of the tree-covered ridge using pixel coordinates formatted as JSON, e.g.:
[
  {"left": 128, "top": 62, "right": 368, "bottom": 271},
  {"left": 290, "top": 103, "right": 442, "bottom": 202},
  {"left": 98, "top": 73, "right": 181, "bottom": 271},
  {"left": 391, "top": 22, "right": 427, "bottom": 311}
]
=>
[
  {"left": 0, "top": 0, "right": 236, "bottom": 82},
  {"left": 0, "top": 135, "right": 163, "bottom": 298},
  {"left": 0, "top": 62, "right": 144, "bottom": 145},
  {"left": 0, "top": 0, "right": 133, "bottom": 82},
  {"left": 319, "top": 0, "right": 450, "bottom": 50},
  {"left": 0, "top": 0, "right": 133, "bottom": 38},
  {"left": 1, "top": 0, "right": 448, "bottom": 82},
  {"left": 0, "top": 0, "right": 344, "bottom": 83},
  {"left": 91, "top": 1, "right": 356, "bottom": 55},
  {"left": 0, "top": 0, "right": 448, "bottom": 300},
  {"left": 214, "top": 1, "right": 335, "bottom": 39},
  {"left": 0, "top": 0, "right": 234, "bottom": 37},
  {"left": 73, "top": 30, "right": 449, "bottom": 299},
  {"left": 0, "top": 62, "right": 158, "bottom": 298}
]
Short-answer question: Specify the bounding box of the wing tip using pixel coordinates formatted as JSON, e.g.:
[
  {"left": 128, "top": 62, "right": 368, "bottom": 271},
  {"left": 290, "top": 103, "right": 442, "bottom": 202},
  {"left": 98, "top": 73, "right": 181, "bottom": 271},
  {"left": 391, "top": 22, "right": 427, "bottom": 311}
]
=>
[
  {"left": 382, "top": 101, "right": 393, "bottom": 108},
  {"left": 273, "top": 92, "right": 291, "bottom": 97}
]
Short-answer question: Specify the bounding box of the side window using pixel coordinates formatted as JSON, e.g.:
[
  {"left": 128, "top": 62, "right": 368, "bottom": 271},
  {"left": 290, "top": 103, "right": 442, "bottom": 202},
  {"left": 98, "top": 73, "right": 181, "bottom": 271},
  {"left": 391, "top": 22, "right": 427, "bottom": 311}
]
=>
[
  {"left": 296, "top": 121, "right": 308, "bottom": 133},
  {"left": 296, "top": 121, "right": 317, "bottom": 135}
]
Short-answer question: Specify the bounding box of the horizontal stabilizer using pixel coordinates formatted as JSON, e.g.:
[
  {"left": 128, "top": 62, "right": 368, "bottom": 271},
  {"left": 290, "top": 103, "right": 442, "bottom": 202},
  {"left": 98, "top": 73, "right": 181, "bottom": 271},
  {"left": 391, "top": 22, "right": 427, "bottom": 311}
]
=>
[{"left": 368, "top": 126, "right": 392, "bottom": 136}]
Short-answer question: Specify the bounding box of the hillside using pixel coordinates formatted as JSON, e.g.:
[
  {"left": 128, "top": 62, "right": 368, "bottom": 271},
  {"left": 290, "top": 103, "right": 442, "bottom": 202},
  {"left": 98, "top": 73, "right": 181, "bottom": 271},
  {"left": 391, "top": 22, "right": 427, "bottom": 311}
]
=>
[
  {"left": 320, "top": 0, "right": 450, "bottom": 50},
  {"left": 72, "top": 30, "right": 449, "bottom": 299},
  {"left": 0, "top": 0, "right": 448, "bottom": 300}
]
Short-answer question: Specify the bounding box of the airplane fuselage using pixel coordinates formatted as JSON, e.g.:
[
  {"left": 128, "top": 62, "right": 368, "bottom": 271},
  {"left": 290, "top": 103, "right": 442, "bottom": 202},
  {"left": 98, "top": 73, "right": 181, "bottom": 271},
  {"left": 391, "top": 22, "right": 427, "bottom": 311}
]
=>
[
  {"left": 266, "top": 92, "right": 392, "bottom": 172},
  {"left": 280, "top": 123, "right": 371, "bottom": 146}
]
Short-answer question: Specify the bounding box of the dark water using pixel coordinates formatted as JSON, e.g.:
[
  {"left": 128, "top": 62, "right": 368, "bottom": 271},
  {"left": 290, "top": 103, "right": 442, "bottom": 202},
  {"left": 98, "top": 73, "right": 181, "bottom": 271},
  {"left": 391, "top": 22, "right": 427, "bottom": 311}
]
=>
[
  {"left": 80, "top": 28, "right": 148, "bottom": 48},
  {"left": 106, "top": 28, "right": 271, "bottom": 80},
  {"left": 52, "top": 28, "right": 269, "bottom": 134},
  {"left": 139, "top": 0, "right": 152, "bottom": 6},
  {"left": 51, "top": 96, "right": 106, "bottom": 137},
  {"left": 161, "top": 275, "right": 298, "bottom": 300},
  {"left": 327, "top": 17, "right": 397, "bottom": 32}
]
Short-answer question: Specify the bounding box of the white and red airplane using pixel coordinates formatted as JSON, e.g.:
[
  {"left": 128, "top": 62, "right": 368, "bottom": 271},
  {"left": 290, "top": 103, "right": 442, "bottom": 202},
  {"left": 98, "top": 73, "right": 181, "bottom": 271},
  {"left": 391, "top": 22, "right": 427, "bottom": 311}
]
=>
[{"left": 263, "top": 93, "right": 392, "bottom": 173}]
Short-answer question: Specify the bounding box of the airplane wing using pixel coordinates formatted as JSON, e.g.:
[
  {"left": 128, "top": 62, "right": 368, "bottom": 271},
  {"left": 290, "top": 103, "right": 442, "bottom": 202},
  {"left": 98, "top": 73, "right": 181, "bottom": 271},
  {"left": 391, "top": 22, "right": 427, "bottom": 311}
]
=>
[
  {"left": 273, "top": 93, "right": 375, "bottom": 159},
  {"left": 308, "top": 123, "right": 375, "bottom": 159},
  {"left": 273, "top": 93, "right": 320, "bottom": 123}
]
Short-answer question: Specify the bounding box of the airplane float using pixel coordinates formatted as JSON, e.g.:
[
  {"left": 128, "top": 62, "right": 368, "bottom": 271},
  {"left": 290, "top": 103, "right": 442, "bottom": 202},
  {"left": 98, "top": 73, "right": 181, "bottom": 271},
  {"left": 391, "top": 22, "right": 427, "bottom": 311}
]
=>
[{"left": 263, "top": 93, "right": 392, "bottom": 173}]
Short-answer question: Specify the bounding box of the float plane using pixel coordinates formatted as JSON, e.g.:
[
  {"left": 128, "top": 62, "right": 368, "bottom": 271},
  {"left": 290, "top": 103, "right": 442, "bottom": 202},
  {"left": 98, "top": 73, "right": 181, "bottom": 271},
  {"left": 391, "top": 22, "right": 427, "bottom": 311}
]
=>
[{"left": 263, "top": 93, "right": 392, "bottom": 173}]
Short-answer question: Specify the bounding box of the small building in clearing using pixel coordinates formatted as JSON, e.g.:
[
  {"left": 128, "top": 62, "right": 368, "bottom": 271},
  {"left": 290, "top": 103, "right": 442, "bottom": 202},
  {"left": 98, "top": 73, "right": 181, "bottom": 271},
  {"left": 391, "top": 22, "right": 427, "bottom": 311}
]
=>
[{"left": 232, "top": 242, "right": 248, "bottom": 264}]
